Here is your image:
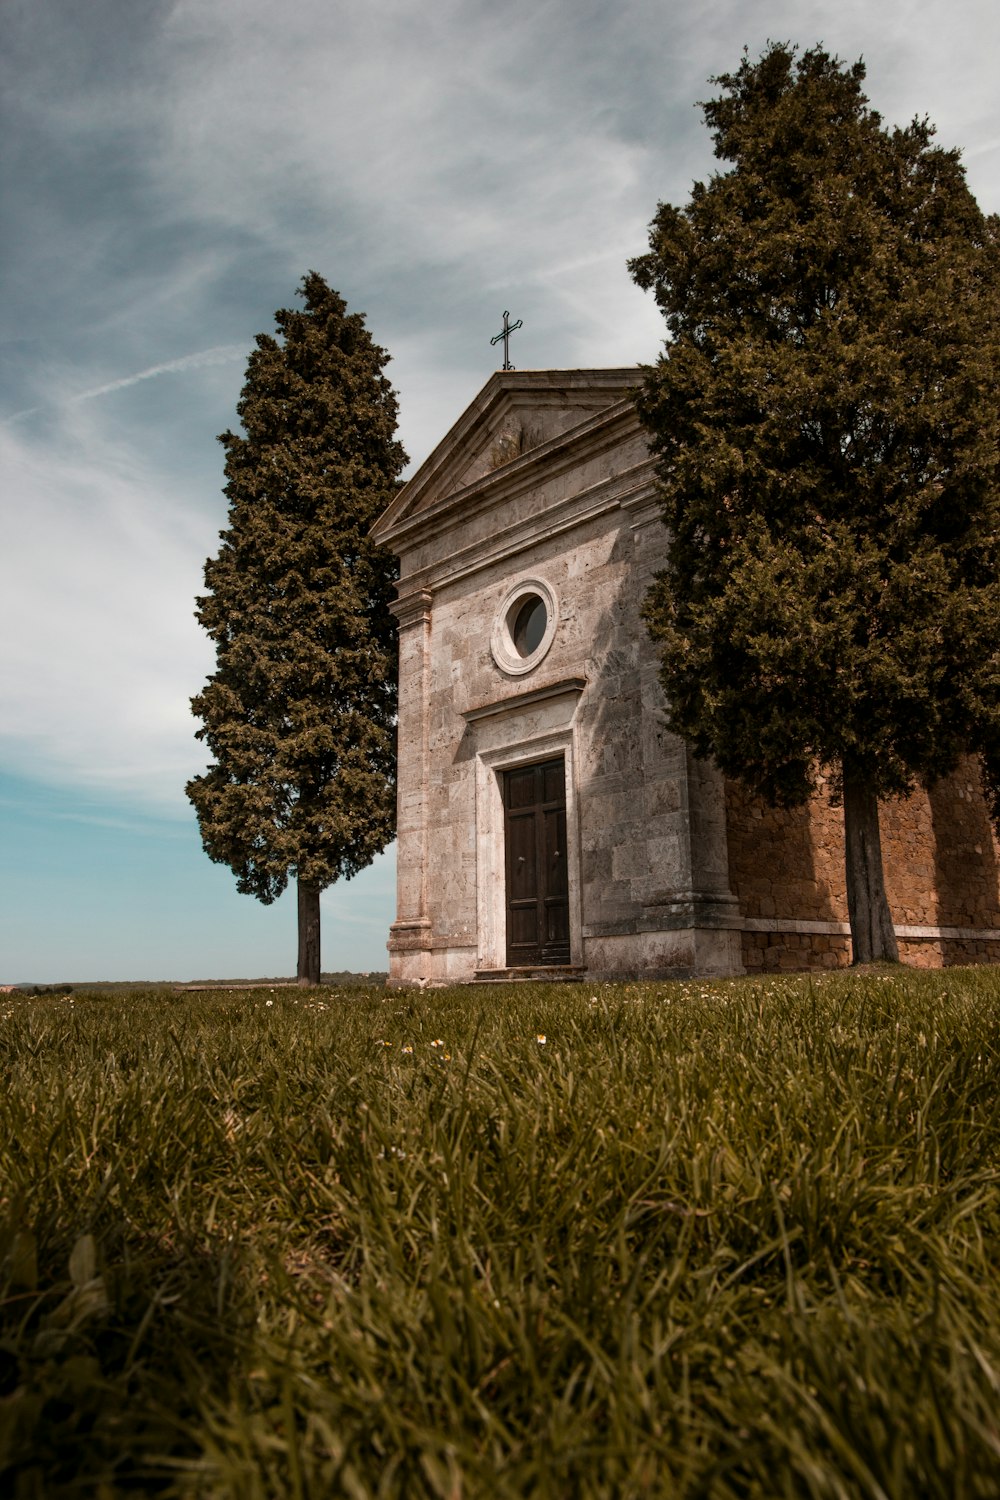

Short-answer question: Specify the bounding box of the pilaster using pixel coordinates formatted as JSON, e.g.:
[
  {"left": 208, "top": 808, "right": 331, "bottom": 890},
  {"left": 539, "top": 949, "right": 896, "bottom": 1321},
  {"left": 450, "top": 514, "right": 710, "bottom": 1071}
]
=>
[{"left": 387, "top": 589, "right": 433, "bottom": 968}]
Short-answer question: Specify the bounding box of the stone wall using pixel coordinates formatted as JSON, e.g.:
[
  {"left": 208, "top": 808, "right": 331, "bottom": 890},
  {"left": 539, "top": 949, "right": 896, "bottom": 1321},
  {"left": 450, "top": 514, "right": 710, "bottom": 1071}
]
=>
[
  {"left": 726, "top": 759, "right": 1000, "bottom": 971},
  {"left": 381, "top": 369, "right": 1000, "bottom": 984},
  {"left": 412, "top": 495, "right": 739, "bottom": 979},
  {"left": 392, "top": 494, "right": 654, "bottom": 981}
]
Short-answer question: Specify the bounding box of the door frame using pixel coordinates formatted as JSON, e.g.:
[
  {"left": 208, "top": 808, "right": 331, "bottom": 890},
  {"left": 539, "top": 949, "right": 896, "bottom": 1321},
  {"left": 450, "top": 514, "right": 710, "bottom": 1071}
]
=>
[{"left": 474, "top": 725, "right": 583, "bottom": 972}]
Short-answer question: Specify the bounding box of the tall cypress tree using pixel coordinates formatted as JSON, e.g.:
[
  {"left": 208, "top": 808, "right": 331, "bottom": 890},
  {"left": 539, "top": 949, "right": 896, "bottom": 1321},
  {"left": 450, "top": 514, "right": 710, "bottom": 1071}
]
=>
[
  {"left": 631, "top": 45, "right": 1000, "bottom": 963},
  {"left": 187, "top": 273, "right": 407, "bottom": 984}
]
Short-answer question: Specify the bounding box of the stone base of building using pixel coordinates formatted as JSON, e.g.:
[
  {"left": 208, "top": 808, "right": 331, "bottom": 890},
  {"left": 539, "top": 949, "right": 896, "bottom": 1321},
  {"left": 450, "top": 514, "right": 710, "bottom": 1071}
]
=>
[
  {"left": 386, "top": 924, "right": 746, "bottom": 987},
  {"left": 387, "top": 921, "right": 1000, "bottom": 986},
  {"left": 742, "top": 926, "right": 1000, "bottom": 973},
  {"left": 742, "top": 930, "right": 851, "bottom": 972},
  {"left": 385, "top": 939, "right": 478, "bottom": 988},
  {"left": 899, "top": 935, "right": 1000, "bottom": 967},
  {"left": 581, "top": 926, "right": 744, "bottom": 981}
]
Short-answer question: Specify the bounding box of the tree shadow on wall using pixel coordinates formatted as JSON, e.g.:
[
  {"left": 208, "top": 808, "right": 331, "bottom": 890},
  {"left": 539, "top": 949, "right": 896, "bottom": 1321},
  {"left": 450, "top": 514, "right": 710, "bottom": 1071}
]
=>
[
  {"left": 723, "top": 775, "right": 848, "bottom": 970},
  {"left": 928, "top": 764, "right": 1000, "bottom": 966},
  {"left": 580, "top": 529, "right": 668, "bottom": 912}
]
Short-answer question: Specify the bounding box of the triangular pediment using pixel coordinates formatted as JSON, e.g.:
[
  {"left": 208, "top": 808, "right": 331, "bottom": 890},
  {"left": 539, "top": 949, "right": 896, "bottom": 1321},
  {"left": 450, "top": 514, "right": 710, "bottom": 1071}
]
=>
[{"left": 373, "top": 369, "right": 639, "bottom": 545}]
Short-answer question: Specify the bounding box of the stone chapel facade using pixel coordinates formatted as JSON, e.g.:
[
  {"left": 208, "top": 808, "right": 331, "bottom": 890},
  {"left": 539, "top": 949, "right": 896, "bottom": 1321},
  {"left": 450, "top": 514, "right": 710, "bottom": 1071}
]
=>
[{"left": 372, "top": 369, "right": 1000, "bottom": 986}]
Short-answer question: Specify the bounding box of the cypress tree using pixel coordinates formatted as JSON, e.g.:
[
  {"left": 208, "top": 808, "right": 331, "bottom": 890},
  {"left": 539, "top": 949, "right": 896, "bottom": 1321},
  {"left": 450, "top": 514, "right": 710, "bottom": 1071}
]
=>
[
  {"left": 187, "top": 273, "right": 407, "bottom": 984},
  {"left": 630, "top": 44, "right": 1000, "bottom": 963}
]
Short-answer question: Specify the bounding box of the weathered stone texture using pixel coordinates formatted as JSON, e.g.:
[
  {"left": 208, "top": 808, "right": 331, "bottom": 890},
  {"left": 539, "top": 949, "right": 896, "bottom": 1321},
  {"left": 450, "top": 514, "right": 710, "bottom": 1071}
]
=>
[
  {"left": 375, "top": 368, "right": 1000, "bottom": 985},
  {"left": 728, "top": 758, "right": 1000, "bottom": 971},
  {"left": 373, "top": 370, "right": 743, "bottom": 984},
  {"left": 742, "top": 930, "right": 851, "bottom": 973},
  {"left": 725, "top": 774, "right": 845, "bottom": 923}
]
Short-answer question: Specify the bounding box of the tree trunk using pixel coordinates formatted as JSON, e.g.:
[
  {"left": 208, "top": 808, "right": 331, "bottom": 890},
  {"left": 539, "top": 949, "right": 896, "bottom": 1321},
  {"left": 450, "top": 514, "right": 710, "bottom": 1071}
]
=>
[
  {"left": 842, "top": 759, "right": 899, "bottom": 965},
  {"left": 297, "top": 878, "right": 321, "bottom": 986}
]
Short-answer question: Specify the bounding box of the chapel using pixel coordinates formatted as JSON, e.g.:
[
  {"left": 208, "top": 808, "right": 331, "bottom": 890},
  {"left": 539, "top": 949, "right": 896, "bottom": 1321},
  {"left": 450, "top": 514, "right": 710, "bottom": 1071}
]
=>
[{"left": 372, "top": 369, "right": 1000, "bottom": 986}]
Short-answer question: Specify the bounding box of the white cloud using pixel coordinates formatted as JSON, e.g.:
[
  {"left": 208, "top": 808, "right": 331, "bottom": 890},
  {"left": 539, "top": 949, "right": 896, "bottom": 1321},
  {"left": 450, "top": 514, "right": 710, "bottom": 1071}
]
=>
[
  {"left": 0, "top": 403, "right": 217, "bottom": 812},
  {"left": 321, "top": 846, "right": 397, "bottom": 938},
  {"left": 3, "top": 0, "right": 999, "bottom": 820}
]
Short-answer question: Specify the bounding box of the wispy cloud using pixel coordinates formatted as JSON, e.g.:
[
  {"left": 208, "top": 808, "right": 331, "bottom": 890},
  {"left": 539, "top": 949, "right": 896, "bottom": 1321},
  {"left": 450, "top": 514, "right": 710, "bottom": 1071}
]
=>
[
  {"left": 4, "top": 0, "right": 999, "bottom": 815},
  {"left": 0, "top": 401, "right": 218, "bottom": 812},
  {"left": 0, "top": 791, "right": 191, "bottom": 838},
  {"left": 69, "top": 345, "right": 245, "bottom": 405},
  {"left": 4, "top": 346, "right": 245, "bottom": 426}
]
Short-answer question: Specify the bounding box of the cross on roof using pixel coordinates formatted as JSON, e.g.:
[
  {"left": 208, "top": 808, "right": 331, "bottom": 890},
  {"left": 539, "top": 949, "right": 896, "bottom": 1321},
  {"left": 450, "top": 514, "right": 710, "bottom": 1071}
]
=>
[{"left": 490, "top": 310, "right": 523, "bottom": 371}]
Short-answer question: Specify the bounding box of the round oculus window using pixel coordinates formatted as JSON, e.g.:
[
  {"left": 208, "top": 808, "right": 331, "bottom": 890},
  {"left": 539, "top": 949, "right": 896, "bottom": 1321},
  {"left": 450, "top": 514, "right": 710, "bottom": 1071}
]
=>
[
  {"left": 510, "top": 594, "right": 547, "bottom": 657},
  {"left": 491, "top": 578, "right": 558, "bottom": 676}
]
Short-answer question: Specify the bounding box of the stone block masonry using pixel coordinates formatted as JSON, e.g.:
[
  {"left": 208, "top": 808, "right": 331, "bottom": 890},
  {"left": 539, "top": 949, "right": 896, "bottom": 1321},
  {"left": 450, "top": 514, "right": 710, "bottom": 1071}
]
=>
[
  {"left": 374, "top": 368, "right": 1000, "bottom": 985},
  {"left": 727, "top": 758, "right": 1000, "bottom": 971}
]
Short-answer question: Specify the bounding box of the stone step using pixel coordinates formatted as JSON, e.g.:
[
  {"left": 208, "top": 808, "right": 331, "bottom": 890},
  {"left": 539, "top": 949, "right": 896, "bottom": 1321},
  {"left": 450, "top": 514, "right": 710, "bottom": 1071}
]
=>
[{"left": 471, "top": 965, "right": 587, "bottom": 984}]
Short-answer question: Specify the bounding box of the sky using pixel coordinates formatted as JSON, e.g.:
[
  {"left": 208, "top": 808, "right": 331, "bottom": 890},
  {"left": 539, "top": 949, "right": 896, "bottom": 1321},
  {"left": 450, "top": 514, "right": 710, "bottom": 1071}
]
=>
[{"left": 2, "top": 0, "right": 998, "bottom": 983}]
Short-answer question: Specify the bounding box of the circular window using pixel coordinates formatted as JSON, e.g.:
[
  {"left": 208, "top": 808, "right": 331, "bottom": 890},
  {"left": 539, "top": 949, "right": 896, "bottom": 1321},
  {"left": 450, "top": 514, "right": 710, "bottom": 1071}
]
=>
[
  {"left": 510, "top": 595, "right": 547, "bottom": 657},
  {"left": 491, "top": 577, "right": 558, "bottom": 676}
]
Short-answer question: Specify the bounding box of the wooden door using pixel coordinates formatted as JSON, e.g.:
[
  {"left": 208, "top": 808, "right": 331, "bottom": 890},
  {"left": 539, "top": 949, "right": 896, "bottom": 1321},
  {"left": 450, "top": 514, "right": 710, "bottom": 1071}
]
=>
[{"left": 504, "top": 758, "right": 570, "bottom": 967}]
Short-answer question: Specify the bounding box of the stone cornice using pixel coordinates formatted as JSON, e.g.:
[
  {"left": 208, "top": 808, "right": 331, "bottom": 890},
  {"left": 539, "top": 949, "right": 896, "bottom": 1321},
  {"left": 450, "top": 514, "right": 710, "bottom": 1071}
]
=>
[
  {"left": 390, "top": 588, "right": 433, "bottom": 628},
  {"left": 397, "top": 460, "right": 657, "bottom": 595},
  {"left": 375, "top": 395, "right": 646, "bottom": 552},
  {"left": 462, "top": 676, "right": 587, "bottom": 724},
  {"left": 620, "top": 489, "right": 664, "bottom": 530},
  {"left": 373, "top": 368, "right": 640, "bottom": 545}
]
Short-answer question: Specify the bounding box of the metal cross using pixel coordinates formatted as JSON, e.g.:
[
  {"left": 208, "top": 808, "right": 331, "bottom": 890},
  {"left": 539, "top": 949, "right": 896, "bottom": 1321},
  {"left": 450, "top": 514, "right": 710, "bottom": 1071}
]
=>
[{"left": 490, "top": 310, "right": 523, "bottom": 370}]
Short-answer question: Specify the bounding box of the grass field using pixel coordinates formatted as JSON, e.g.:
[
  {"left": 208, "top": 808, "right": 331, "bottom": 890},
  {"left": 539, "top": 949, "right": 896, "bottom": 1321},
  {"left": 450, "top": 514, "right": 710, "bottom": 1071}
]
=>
[{"left": 2, "top": 967, "right": 999, "bottom": 1497}]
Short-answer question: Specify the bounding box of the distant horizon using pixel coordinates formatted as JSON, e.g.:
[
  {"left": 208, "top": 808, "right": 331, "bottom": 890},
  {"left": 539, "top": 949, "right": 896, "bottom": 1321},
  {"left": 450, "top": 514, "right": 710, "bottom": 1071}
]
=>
[{"left": 3, "top": 970, "right": 390, "bottom": 990}]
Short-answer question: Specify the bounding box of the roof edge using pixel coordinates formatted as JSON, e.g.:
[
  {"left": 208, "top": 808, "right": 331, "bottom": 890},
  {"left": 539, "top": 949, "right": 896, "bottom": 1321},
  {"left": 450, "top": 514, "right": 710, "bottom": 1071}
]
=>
[{"left": 373, "top": 367, "right": 641, "bottom": 543}]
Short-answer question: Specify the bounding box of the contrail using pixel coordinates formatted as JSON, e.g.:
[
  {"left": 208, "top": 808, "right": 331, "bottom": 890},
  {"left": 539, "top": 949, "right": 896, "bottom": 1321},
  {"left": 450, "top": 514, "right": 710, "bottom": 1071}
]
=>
[
  {"left": 3, "top": 345, "right": 245, "bottom": 425},
  {"left": 70, "top": 345, "right": 246, "bottom": 404}
]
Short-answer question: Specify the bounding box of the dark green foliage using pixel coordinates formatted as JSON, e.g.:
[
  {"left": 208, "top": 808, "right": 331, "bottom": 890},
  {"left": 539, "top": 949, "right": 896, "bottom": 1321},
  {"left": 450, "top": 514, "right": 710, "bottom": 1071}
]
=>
[
  {"left": 3, "top": 971, "right": 1000, "bottom": 1495},
  {"left": 187, "top": 273, "right": 407, "bottom": 911},
  {"left": 630, "top": 46, "right": 1000, "bottom": 814}
]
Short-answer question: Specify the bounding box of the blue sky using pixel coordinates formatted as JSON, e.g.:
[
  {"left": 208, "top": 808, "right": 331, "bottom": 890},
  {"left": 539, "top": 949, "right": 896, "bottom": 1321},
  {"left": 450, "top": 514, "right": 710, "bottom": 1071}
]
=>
[{"left": 2, "top": 0, "right": 998, "bottom": 982}]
